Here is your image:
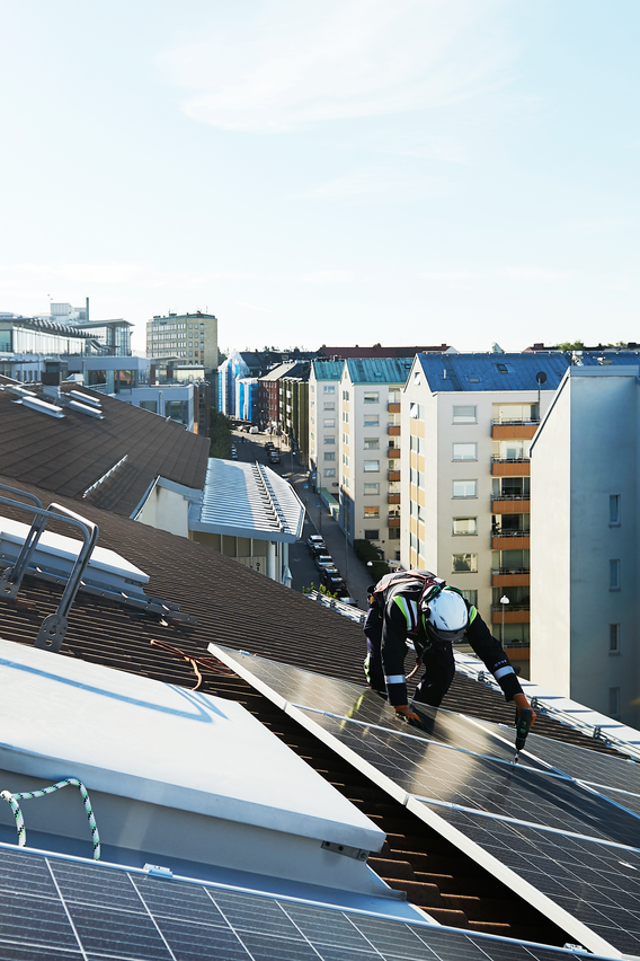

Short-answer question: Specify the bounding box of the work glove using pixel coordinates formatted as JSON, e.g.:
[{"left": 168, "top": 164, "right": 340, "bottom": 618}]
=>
[
  {"left": 513, "top": 693, "right": 537, "bottom": 727},
  {"left": 394, "top": 704, "right": 424, "bottom": 729}
]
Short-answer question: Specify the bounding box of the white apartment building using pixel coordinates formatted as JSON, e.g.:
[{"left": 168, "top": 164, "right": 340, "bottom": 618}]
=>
[
  {"left": 401, "top": 352, "right": 569, "bottom": 672},
  {"left": 146, "top": 311, "right": 218, "bottom": 369},
  {"left": 530, "top": 362, "right": 640, "bottom": 727},
  {"left": 309, "top": 360, "right": 344, "bottom": 503},
  {"left": 339, "top": 358, "right": 412, "bottom": 559}
]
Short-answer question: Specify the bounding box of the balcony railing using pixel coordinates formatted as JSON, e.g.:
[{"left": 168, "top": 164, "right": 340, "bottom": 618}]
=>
[
  {"left": 491, "top": 418, "right": 540, "bottom": 426},
  {"left": 491, "top": 494, "right": 530, "bottom": 501},
  {"left": 491, "top": 529, "right": 530, "bottom": 538},
  {"left": 491, "top": 603, "right": 530, "bottom": 612},
  {"left": 491, "top": 568, "right": 530, "bottom": 576},
  {"left": 491, "top": 456, "right": 530, "bottom": 464}
]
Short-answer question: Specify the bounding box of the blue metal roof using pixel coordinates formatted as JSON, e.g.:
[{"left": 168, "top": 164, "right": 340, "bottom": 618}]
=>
[
  {"left": 345, "top": 357, "right": 413, "bottom": 385},
  {"left": 417, "top": 352, "right": 571, "bottom": 392},
  {"left": 312, "top": 360, "right": 344, "bottom": 381},
  {"left": 418, "top": 350, "right": 640, "bottom": 393}
]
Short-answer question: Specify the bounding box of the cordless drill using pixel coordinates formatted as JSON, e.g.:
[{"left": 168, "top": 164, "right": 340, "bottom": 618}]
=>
[{"left": 514, "top": 707, "right": 534, "bottom": 762}]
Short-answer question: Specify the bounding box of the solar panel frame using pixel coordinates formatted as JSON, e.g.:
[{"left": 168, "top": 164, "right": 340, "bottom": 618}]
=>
[
  {"left": 209, "top": 644, "right": 637, "bottom": 958},
  {"left": 0, "top": 845, "right": 620, "bottom": 961}
]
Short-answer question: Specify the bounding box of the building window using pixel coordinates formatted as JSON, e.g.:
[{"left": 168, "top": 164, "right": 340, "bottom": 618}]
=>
[
  {"left": 364, "top": 391, "right": 379, "bottom": 403},
  {"left": 610, "top": 624, "right": 620, "bottom": 654},
  {"left": 323, "top": 418, "right": 336, "bottom": 427},
  {"left": 458, "top": 589, "right": 478, "bottom": 607},
  {"left": 343, "top": 390, "right": 349, "bottom": 400},
  {"left": 364, "top": 438, "right": 380, "bottom": 450},
  {"left": 610, "top": 559, "right": 620, "bottom": 590},
  {"left": 453, "top": 443, "right": 477, "bottom": 461},
  {"left": 324, "top": 385, "right": 336, "bottom": 394},
  {"left": 364, "top": 483, "right": 380, "bottom": 495},
  {"left": 364, "top": 529, "right": 380, "bottom": 540},
  {"left": 453, "top": 480, "right": 477, "bottom": 499},
  {"left": 364, "top": 414, "right": 379, "bottom": 426},
  {"left": 452, "top": 553, "right": 478, "bottom": 573},
  {"left": 324, "top": 435, "right": 336, "bottom": 444},
  {"left": 324, "top": 402, "right": 335, "bottom": 411},
  {"left": 389, "top": 528, "right": 400, "bottom": 540},
  {"left": 610, "top": 495, "right": 621, "bottom": 526},
  {"left": 453, "top": 405, "right": 477, "bottom": 424},
  {"left": 364, "top": 460, "right": 380, "bottom": 472},
  {"left": 609, "top": 687, "right": 620, "bottom": 719},
  {"left": 453, "top": 517, "right": 477, "bottom": 536},
  {"left": 324, "top": 468, "right": 336, "bottom": 477},
  {"left": 324, "top": 452, "right": 336, "bottom": 461},
  {"left": 364, "top": 506, "right": 380, "bottom": 517}
]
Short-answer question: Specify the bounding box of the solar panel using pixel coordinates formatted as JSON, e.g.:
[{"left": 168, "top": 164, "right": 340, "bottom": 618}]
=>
[
  {"left": 0, "top": 845, "right": 616, "bottom": 961},
  {"left": 210, "top": 645, "right": 640, "bottom": 958}
]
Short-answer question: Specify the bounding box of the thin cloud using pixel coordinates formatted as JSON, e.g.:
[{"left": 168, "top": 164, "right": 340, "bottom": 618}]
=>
[
  {"left": 304, "top": 162, "right": 446, "bottom": 200},
  {"left": 421, "top": 270, "right": 489, "bottom": 281},
  {"left": 500, "top": 267, "right": 570, "bottom": 282},
  {"left": 159, "top": 0, "right": 513, "bottom": 133}
]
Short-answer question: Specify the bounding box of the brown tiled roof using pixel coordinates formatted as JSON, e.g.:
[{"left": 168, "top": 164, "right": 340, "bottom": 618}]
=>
[
  {"left": 320, "top": 345, "right": 449, "bottom": 359},
  {"left": 0, "top": 384, "right": 209, "bottom": 517}
]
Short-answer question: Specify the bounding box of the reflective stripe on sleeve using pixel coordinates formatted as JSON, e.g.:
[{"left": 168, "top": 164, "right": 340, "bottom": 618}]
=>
[
  {"left": 494, "top": 665, "right": 515, "bottom": 680},
  {"left": 469, "top": 605, "right": 478, "bottom": 624},
  {"left": 385, "top": 675, "right": 406, "bottom": 685}
]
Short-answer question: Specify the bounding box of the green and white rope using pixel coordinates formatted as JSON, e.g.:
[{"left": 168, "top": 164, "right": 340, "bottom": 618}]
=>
[{"left": 1, "top": 777, "right": 101, "bottom": 860}]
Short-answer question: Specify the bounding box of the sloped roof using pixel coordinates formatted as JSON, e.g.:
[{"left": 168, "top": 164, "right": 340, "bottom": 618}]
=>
[
  {"left": 417, "top": 351, "right": 571, "bottom": 392},
  {"left": 191, "top": 459, "right": 305, "bottom": 542},
  {"left": 320, "top": 344, "right": 450, "bottom": 358},
  {"left": 0, "top": 380, "right": 209, "bottom": 518},
  {"left": 417, "top": 349, "right": 640, "bottom": 393},
  {"left": 312, "top": 359, "right": 344, "bottom": 380},
  {"left": 0, "top": 475, "right": 635, "bottom": 952},
  {"left": 345, "top": 357, "right": 414, "bottom": 385}
]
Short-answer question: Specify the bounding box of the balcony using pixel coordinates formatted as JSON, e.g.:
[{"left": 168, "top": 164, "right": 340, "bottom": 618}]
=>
[
  {"left": 387, "top": 447, "right": 400, "bottom": 458},
  {"left": 492, "top": 423, "right": 538, "bottom": 440},
  {"left": 492, "top": 460, "right": 530, "bottom": 476},
  {"left": 388, "top": 517, "right": 400, "bottom": 528},
  {"left": 388, "top": 493, "right": 400, "bottom": 504},
  {"left": 491, "top": 570, "right": 530, "bottom": 588},
  {"left": 491, "top": 418, "right": 540, "bottom": 426},
  {"left": 492, "top": 532, "right": 530, "bottom": 550},
  {"left": 491, "top": 606, "right": 530, "bottom": 625},
  {"left": 388, "top": 402, "right": 401, "bottom": 413},
  {"left": 491, "top": 497, "right": 530, "bottom": 514},
  {"left": 388, "top": 470, "right": 401, "bottom": 481},
  {"left": 388, "top": 425, "right": 401, "bottom": 436}
]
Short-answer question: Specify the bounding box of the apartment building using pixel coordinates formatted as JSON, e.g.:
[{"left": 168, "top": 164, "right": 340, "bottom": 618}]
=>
[
  {"left": 530, "top": 362, "right": 640, "bottom": 727},
  {"left": 401, "top": 352, "right": 568, "bottom": 673},
  {"left": 309, "top": 360, "right": 343, "bottom": 500},
  {"left": 339, "top": 358, "right": 413, "bottom": 559},
  {"left": 146, "top": 311, "right": 219, "bottom": 369}
]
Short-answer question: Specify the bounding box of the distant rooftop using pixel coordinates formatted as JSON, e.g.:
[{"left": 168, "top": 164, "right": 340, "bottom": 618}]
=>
[
  {"left": 191, "top": 459, "right": 305, "bottom": 542},
  {"left": 345, "top": 356, "right": 414, "bottom": 385},
  {"left": 320, "top": 343, "right": 451, "bottom": 359}
]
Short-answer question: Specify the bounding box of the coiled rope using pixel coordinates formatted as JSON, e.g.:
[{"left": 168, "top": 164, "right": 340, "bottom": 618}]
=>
[{"left": 1, "top": 777, "right": 101, "bottom": 859}]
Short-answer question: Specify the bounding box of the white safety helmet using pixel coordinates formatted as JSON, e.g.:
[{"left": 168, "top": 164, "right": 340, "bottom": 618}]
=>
[{"left": 421, "top": 587, "right": 469, "bottom": 644}]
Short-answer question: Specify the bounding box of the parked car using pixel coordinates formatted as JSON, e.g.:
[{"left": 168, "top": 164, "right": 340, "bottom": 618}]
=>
[
  {"left": 322, "top": 571, "right": 347, "bottom": 593},
  {"left": 264, "top": 441, "right": 275, "bottom": 451},
  {"left": 268, "top": 452, "right": 281, "bottom": 464},
  {"left": 314, "top": 554, "right": 334, "bottom": 571},
  {"left": 307, "top": 535, "right": 326, "bottom": 554},
  {"left": 249, "top": 426, "right": 259, "bottom": 434}
]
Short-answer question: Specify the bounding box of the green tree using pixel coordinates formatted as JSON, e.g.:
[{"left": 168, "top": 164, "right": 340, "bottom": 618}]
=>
[
  {"left": 209, "top": 410, "right": 233, "bottom": 458},
  {"left": 556, "top": 340, "right": 585, "bottom": 351}
]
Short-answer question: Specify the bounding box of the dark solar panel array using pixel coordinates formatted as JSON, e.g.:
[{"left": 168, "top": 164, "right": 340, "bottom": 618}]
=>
[
  {"left": 0, "top": 846, "right": 615, "bottom": 961},
  {"left": 213, "top": 646, "right": 640, "bottom": 958}
]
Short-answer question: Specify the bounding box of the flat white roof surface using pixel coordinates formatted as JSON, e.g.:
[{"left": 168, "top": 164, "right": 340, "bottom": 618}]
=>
[
  {"left": 0, "top": 640, "right": 381, "bottom": 851},
  {"left": 190, "top": 459, "right": 305, "bottom": 542}
]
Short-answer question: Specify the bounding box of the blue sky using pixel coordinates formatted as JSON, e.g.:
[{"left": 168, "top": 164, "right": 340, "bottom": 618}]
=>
[{"left": 1, "top": 0, "right": 638, "bottom": 354}]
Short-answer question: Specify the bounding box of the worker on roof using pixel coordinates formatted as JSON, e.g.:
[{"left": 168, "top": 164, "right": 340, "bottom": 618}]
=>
[{"left": 364, "top": 570, "right": 535, "bottom": 728}]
